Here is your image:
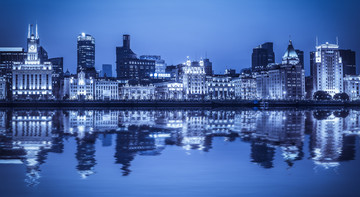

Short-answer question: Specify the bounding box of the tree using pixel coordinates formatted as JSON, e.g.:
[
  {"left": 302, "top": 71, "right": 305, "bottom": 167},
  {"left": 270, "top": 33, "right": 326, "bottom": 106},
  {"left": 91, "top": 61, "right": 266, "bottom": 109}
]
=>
[
  {"left": 313, "top": 91, "right": 331, "bottom": 100},
  {"left": 333, "top": 93, "right": 350, "bottom": 101}
]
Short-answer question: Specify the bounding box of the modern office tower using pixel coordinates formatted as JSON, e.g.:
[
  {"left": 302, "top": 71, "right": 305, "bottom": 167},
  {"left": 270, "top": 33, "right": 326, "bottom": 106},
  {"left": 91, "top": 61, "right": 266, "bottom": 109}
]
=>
[
  {"left": 251, "top": 42, "right": 275, "bottom": 71},
  {"left": 77, "top": 33, "right": 96, "bottom": 77},
  {"left": 140, "top": 55, "right": 166, "bottom": 74},
  {"left": 312, "top": 42, "right": 343, "bottom": 96},
  {"left": 49, "top": 57, "right": 63, "bottom": 99},
  {"left": 12, "top": 24, "right": 54, "bottom": 100},
  {"left": 256, "top": 40, "right": 305, "bottom": 100},
  {"left": 102, "top": 64, "right": 112, "bottom": 77},
  {"left": 203, "top": 58, "right": 213, "bottom": 76},
  {"left": 181, "top": 57, "right": 207, "bottom": 100},
  {"left": 0, "top": 47, "right": 26, "bottom": 99},
  {"left": 344, "top": 75, "right": 360, "bottom": 100},
  {"left": 116, "top": 35, "right": 155, "bottom": 84},
  {"left": 339, "top": 49, "right": 356, "bottom": 76},
  {"left": 295, "top": 49, "right": 304, "bottom": 69}
]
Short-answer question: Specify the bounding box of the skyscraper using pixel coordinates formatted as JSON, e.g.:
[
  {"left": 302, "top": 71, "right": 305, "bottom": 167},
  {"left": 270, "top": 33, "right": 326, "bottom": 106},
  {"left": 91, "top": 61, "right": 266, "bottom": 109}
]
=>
[
  {"left": 295, "top": 49, "right": 304, "bottom": 69},
  {"left": 203, "top": 58, "right": 213, "bottom": 76},
  {"left": 77, "top": 33, "right": 96, "bottom": 77},
  {"left": 102, "top": 64, "right": 112, "bottom": 77},
  {"left": 339, "top": 49, "right": 356, "bottom": 76},
  {"left": 49, "top": 57, "right": 63, "bottom": 99},
  {"left": 312, "top": 42, "right": 343, "bottom": 96},
  {"left": 116, "top": 35, "right": 155, "bottom": 84},
  {"left": 251, "top": 42, "right": 275, "bottom": 71}
]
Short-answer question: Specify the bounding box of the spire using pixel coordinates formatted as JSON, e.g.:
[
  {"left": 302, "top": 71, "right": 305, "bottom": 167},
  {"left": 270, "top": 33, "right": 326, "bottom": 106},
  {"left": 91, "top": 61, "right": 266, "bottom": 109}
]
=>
[
  {"left": 316, "top": 36, "right": 318, "bottom": 46},
  {"left": 35, "top": 23, "right": 38, "bottom": 39},
  {"left": 336, "top": 36, "right": 339, "bottom": 46},
  {"left": 28, "top": 24, "right": 31, "bottom": 38}
]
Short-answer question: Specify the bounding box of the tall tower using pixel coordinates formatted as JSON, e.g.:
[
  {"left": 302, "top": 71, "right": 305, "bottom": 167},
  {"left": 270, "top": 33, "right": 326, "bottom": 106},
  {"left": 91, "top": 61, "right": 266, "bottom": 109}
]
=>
[
  {"left": 26, "top": 24, "right": 40, "bottom": 63},
  {"left": 77, "top": 33, "right": 95, "bottom": 74},
  {"left": 252, "top": 42, "right": 275, "bottom": 71},
  {"left": 312, "top": 42, "right": 343, "bottom": 96}
]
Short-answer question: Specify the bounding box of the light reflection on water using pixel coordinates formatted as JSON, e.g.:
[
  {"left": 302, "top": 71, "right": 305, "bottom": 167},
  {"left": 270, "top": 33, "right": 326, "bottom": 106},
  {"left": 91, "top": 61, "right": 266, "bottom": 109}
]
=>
[{"left": 0, "top": 109, "right": 359, "bottom": 196}]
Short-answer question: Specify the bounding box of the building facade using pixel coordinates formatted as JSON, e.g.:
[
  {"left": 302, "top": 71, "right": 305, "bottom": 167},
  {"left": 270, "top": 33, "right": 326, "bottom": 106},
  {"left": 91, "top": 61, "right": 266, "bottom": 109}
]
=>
[
  {"left": 344, "top": 75, "right": 360, "bottom": 100},
  {"left": 116, "top": 35, "right": 155, "bottom": 84},
  {"left": 312, "top": 42, "right": 343, "bottom": 96},
  {"left": 252, "top": 42, "right": 275, "bottom": 71},
  {"left": 77, "top": 33, "right": 96, "bottom": 77},
  {"left": 12, "top": 24, "right": 54, "bottom": 100},
  {"left": 154, "top": 82, "right": 184, "bottom": 100},
  {"left": 94, "top": 78, "right": 119, "bottom": 100},
  {"left": 119, "top": 84, "right": 155, "bottom": 100},
  {"left": 68, "top": 71, "right": 94, "bottom": 100},
  {"left": 339, "top": 49, "right": 356, "bottom": 76},
  {"left": 181, "top": 57, "right": 207, "bottom": 100},
  {"left": 207, "top": 75, "right": 235, "bottom": 100},
  {"left": 234, "top": 73, "right": 257, "bottom": 100}
]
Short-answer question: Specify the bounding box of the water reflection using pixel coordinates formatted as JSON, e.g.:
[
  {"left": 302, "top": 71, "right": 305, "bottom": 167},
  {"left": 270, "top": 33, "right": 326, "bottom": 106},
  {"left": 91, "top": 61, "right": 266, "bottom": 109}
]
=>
[{"left": 0, "top": 108, "right": 359, "bottom": 186}]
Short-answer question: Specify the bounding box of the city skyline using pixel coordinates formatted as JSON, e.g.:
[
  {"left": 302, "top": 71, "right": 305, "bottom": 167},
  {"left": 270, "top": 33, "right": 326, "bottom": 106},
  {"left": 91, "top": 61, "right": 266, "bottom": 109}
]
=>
[{"left": 1, "top": 0, "right": 359, "bottom": 75}]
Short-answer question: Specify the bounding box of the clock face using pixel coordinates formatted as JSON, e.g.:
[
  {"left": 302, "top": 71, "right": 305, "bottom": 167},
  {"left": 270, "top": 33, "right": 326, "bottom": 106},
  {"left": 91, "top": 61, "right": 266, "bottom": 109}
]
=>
[{"left": 29, "top": 45, "right": 35, "bottom": 52}]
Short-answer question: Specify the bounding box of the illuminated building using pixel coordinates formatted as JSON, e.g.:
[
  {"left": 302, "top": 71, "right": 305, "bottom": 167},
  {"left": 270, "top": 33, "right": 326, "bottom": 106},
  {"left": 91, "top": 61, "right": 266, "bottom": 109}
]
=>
[
  {"left": 119, "top": 84, "right": 155, "bottom": 100},
  {"left": 77, "top": 33, "right": 96, "bottom": 78},
  {"left": 207, "top": 75, "right": 235, "bottom": 100},
  {"left": 255, "top": 41, "right": 305, "bottom": 100},
  {"left": 140, "top": 55, "right": 166, "bottom": 74},
  {"left": 233, "top": 70, "right": 257, "bottom": 100},
  {"left": 94, "top": 78, "right": 119, "bottom": 100},
  {"left": 12, "top": 24, "right": 54, "bottom": 100},
  {"left": 154, "top": 82, "right": 184, "bottom": 100},
  {"left": 344, "top": 75, "right": 360, "bottom": 100},
  {"left": 181, "top": 57, "right": 207, "bottom": 100},
  {"left": 68, "top": 71, "right": 94, "bottom": 100},
  {"left": 251, "top": 42, "right": 275, "bottom": 71},
  {"left": 48, "top": 57, "right": 63, "bottom": 99},
  {"left": 0, "top": 77, "right": 6, "bottom": 99},
  {"left": 116, "top": 35, "right": 155, "bottom": 84},
  {"left": 312, "top": 42, "right": 343, "bottom": 96}
]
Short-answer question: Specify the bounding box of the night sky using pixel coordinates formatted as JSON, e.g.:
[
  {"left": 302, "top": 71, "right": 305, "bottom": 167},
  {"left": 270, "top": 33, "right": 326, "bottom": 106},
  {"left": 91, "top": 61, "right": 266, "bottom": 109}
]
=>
[{"left": 0, "top": 0, "right": 359, "bottom": 75}]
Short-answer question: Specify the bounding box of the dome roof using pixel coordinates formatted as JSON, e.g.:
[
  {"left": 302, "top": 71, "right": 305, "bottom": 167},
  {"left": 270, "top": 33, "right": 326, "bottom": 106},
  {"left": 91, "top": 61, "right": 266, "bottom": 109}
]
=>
[
  {"left": 282, "top": 40, "right": 300, "bottom": 65},
  {"left": 282, "top": 40, "right": 298, "bottom": 59}
]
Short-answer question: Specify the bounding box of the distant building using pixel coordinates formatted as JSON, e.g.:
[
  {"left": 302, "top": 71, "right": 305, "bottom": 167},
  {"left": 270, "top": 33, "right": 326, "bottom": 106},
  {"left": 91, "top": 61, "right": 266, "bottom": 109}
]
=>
[
  {"left": 312, "top": 42, "right": 343, "bottom": 96},
  {"left": 0, "top": 47, "right": 26, "bottom": 99},
  {"left": 77, "top": 33, "right": 96, "bottom": 78},
  {"left": 295, "top": 49, "right": 304, "bottom": 69},
  {"left": 234, "top": 70, "right": 257, "bottom": 100},
  {"left": 203, "top": 58, "right": 213, "bottom": 76},
  {"left": 95, "top": 78, "right": 119, "bottom": 100},
  {"left": 12, "top": 24, "right": 54, "bottom": 100},
  {"left": 181, "top": 57, "right": 207, "bottom": 100},
  {"left": 154, "top": 82, "right": 184, "bottom": 100},
  {"left": 119, "top": 84, "right": 155, "bottom": 100},
  {"left": 68, "top": 71, "right": 94, "bottom": 100},
  {"left": 0, "top": 77, "right": 6, "bottom": 99},
  {"left": 252, "top": 42, "right": 275, "bottom": 71},
  {"left": 165, "top": 65, "right": 179, "bottom": 81},
  {"left": 255, "top": 41, "right": 305, "bottom": 100},
  {"left": 102, "top": 64, "right": 112, "bottom": 77},
  {"left": 207, "top": 75, "right": 235, "bottom": 100},
  {"left": 116, "top": 35, "right": 155, "bottom": 84},
  {"left": 140, "top": 55, "right": 166, "bottom": 74},
  {"left": 344, "top": 75, "right": 360, "bottom": 100},
  {"left": 339, "top": 49, "right": 356, "bottom": 76},
  {"left": 49, "top": 57, "right": 63, "bottom": 99}
]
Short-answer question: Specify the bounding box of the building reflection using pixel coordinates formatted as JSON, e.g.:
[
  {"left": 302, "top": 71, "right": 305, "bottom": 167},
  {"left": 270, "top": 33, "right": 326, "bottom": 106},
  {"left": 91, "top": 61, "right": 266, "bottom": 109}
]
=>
[{"left": 0, "top": 108, "right": 359, "bottom": 185}]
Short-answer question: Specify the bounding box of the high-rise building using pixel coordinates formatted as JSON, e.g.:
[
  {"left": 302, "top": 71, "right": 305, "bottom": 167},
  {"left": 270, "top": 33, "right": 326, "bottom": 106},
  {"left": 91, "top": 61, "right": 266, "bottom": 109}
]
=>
[
  {"left": 252, "top": 42, "right": 275, "bottom": 71},
  {"left": 203, "top": 58, "right": 213, "bottom": 76},
  {"left": 295, "top": 49, "right": 304, "bottom": 69},
  {"left": 102, "top": 64, "right": 112, "bottom": 77},
  {"left": 312, "top": 42, "right": 343, "bottom": 96},
  {"left": 12, "top": 24, "right": 54, "bottom": 100},
  {"left": 116, "top": 35, "right": 155, "bottom": 84},
  {"left": 339, "top": 49, "right": 356, "bottom": 76},
  {"left": 140, "top": 55, "right": 166, "bottom": 74},
  {"left": 256, "top": 41, "right": 305, "bottom": 100},
  {"left": 0, "top": 47, "right": 26, "bottom": 99},
  {"left": 77, "top": 33, "right": 96, "bottom": 77},
  {"left": 49, "top": 57, "right": 63, "bottom": 99}
]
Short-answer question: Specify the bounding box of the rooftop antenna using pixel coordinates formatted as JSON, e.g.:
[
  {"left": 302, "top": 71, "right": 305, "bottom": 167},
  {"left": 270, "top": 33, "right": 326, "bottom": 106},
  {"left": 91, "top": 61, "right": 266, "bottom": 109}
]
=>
[
  {"left": 35, "top": 23, "right": 38, "bottom": 39},
  {"left": 205, "top": 51, "right": 207, "bottom": 59},
  {"left": 316, "top": 36, "right": 318, "bottom": 46},
  {"left": 336, "top": 36, "right": 339, "bottom": 46}
]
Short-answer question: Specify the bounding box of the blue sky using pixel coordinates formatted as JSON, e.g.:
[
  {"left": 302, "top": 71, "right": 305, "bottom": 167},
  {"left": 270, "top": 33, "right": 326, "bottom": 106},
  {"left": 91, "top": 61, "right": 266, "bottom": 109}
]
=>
[{"left": 0, "top": 0, "right": 359, "bottom": 75}]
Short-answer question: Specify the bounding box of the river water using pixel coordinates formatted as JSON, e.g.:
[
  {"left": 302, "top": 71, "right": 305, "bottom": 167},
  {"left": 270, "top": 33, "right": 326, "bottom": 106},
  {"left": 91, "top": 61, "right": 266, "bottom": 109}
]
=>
[{"left": 0, "top": 108, "right": 359, "bottom": 197}]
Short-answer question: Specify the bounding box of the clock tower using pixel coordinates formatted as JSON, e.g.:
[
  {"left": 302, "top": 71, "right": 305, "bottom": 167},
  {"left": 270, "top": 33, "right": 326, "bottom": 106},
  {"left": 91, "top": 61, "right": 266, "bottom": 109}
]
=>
[{"left": 26, "top": 24, "right": 40, "bottom": 64}]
